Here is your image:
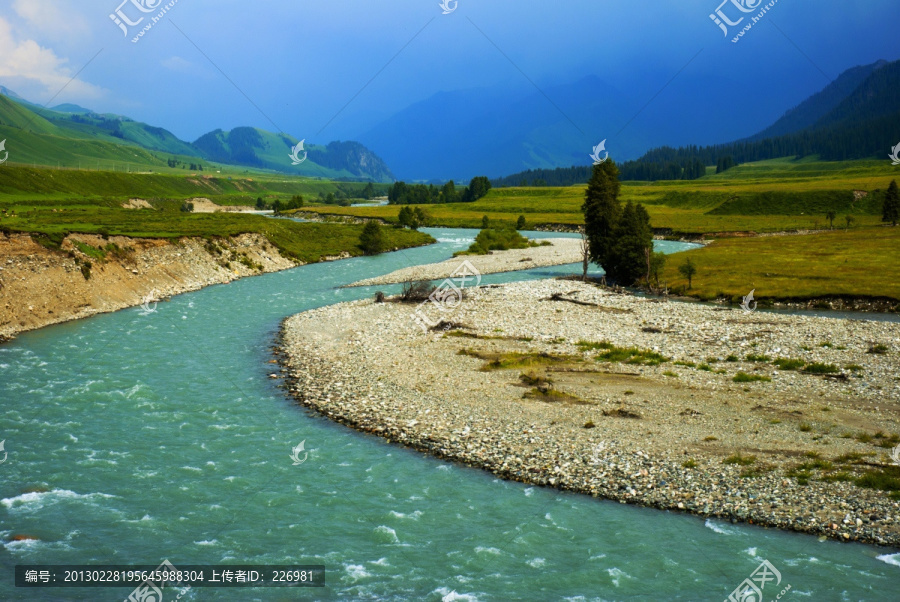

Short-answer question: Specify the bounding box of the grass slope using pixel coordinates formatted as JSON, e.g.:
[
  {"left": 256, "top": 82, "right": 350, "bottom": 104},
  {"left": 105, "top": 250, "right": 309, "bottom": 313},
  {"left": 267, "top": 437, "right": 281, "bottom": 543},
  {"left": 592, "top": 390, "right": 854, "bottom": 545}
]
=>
[{"left": 0, "top": 165, "right": 370, "bottom": 205}]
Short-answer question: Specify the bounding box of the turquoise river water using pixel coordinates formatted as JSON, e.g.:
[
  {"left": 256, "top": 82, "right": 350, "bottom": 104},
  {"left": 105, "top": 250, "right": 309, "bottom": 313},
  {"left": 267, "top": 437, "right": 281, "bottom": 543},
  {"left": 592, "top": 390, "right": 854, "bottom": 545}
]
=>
[{"left": 1, "top": 228, "right": 898, "bottom": 600}]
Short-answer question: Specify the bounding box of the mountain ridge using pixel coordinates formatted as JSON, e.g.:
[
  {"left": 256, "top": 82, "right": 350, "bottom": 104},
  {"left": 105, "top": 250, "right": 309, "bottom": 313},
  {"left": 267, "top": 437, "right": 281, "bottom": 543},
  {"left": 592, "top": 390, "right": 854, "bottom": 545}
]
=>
[
  {"left": 491, "top": 58, "right": 900, "bottom": 186},
  {"left": 0, "top": 88, "right": 393, "bottom": 181}
]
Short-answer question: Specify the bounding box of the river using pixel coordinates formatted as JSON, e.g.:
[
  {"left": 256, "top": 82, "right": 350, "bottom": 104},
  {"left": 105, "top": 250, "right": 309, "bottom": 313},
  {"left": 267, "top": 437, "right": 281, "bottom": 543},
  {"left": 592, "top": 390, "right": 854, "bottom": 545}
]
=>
[{"left": 1, "top": 228, "right": 897, "bottom": 600}]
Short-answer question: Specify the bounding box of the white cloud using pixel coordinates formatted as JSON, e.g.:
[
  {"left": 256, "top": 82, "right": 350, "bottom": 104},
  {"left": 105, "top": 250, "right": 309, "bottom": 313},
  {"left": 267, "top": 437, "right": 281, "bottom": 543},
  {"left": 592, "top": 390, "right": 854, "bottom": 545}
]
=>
[
  {"left": 0, "top": 17, "right": 104, "bottom": 102},
  {"left": 162, "top": 56, "right": 194, "bottom": 73},
  {"left": 13, "top": 0, "right": 90, "bottom": 38}
]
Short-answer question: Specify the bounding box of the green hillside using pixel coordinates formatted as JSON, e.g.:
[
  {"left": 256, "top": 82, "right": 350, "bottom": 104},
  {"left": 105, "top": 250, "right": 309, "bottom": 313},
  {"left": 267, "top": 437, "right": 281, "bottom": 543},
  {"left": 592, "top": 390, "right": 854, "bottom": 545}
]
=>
[
  {"left": 0, "top": 93, "right": 393, "bottom": 181},
  {"left": 0, "top": 165, "right": 382, "bottom": 205}
]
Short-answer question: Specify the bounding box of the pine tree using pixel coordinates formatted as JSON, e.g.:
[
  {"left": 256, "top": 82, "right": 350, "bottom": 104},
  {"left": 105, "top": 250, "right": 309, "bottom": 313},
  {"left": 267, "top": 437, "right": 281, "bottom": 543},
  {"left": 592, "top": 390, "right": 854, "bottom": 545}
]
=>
[
  {"left": 516, "top": 215, "right": 526, "bottom": 230},
  {"left": 607, "top": 201, "right": 653, "bottom": 284},
  {"left": 883, "top": 180, "right": 900, "bottom": 226},
  {"left": 398, "top": 206, "right": 412, "bottom": 227},
  {"left": 465, "top": 176, "right": 492, "bottom": 202},
  {"left": 582, "top": 161, "right": 622, "bottom": 274},
  {"left": 441, "top": 180, "right": 457, "bottom": 203},
  {"left": 359, "top": 221, "right": 384, "bottom": 255},
  {"left": 678, "top": 258, "right": 697, "bottom": 289}
]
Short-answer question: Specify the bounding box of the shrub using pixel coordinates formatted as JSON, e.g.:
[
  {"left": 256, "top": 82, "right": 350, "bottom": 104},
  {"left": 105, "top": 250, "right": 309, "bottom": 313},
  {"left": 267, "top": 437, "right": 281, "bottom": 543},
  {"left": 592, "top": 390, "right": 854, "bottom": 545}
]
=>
[
  {"left": 461, "top": 227, "right": 530, "bottom": 255},
  {"left": 745, "top": 353, "right": 771, "bottom": 362},
  {"left": 867, "top": 344, "right": 889, "bottom": 354},
  {"left": 399, "top": 280, "right": 434, "bottom": 302}
]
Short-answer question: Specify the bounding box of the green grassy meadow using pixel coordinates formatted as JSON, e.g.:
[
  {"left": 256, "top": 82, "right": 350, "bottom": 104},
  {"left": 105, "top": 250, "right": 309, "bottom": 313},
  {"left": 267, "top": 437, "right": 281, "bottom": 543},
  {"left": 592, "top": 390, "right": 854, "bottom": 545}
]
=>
[
  {"left": 297, "top": 158, "right": 898, "bottom": 234},
  {"left": 1, "top": 158, "right": 898, "bottom": 301},
  {"left": 660, "top": 227, "right": 900, "bottom": 303}
]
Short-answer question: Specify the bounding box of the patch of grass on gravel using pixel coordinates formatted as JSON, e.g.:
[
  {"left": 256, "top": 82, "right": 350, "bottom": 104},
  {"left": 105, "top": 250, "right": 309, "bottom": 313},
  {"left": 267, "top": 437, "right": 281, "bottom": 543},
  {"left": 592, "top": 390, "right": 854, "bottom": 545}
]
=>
[
  {"left": 733, "top": 372, "right": 771, "bottom": 383},
  {"left": 833, "top": 451, "right": 874, "bottom": 464},
  {"left": 523, "top": 388, "right": 587, "bottom": 404},
  {"left": 723, "top": 453, "right": 756, "bottom": 466},
  {"left": 740, "top": 464, "right": 774, "bottom": 478},
  {"left": 458, "top": 349, "right": 577, "bottom": 371},
  {"left": 855, "top": 466, "right": 900, "bottom": 496},
  {"left": 773, "top": 358, "right": 806, "bottom": 370},
  {"left": 577, "top": 341, "right": 668, "bottom": 366},
  {"left": 519, "top": 371, "right": 553, "bottom": 388}
]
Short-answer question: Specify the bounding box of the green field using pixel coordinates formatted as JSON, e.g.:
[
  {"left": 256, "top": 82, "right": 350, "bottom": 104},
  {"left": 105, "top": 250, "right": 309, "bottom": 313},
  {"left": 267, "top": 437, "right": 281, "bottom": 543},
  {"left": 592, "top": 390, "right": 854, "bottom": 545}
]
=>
[
  {"left": 660, "top": 227, "right": 900, "bottom": 303},
  {"left": 296, "top": 158, "right": 898, "bottom": 234}
]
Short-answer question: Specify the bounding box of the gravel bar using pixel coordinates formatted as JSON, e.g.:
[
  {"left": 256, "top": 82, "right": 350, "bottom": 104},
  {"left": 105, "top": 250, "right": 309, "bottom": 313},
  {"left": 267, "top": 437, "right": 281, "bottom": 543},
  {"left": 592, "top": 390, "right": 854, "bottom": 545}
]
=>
[
  {"left": 279, "top": 279, "right": 900, "bottom": 548},
  {"left": 346, "top": 238, "right": 582, "bottom": 287}
]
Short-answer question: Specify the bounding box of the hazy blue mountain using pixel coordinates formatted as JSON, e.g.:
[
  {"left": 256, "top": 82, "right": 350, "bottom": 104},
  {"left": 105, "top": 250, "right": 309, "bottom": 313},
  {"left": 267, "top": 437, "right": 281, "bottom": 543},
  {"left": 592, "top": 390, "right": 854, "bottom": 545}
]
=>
[
  {"left": 490, "top": 59, "right": 900, "bottom": 185},
  {"left": 357, "top": 72, "right": 780, "bottom": 182}
]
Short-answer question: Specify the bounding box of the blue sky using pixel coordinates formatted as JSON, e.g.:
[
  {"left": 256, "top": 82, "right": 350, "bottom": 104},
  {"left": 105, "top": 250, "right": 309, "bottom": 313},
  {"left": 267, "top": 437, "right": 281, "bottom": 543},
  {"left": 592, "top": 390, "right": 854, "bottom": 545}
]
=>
[{"left": 1, "top": 0, "right": 898, "bottom": 145}]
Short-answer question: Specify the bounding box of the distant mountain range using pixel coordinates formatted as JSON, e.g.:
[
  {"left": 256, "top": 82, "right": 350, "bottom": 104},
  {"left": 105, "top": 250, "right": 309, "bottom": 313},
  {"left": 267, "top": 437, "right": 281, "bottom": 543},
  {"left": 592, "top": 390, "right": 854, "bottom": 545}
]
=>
[
  {"left": 492, "top": 59, "right": 900, "bottom": 186},
  {"left": 355, "top": 69, "right": 782, "bottom": 182},
  {"left": 0, "top": 91, "right": 394, "bottom": 181},
  {"left": 3, "top": 57, "right": 897, "bottom": 185}
]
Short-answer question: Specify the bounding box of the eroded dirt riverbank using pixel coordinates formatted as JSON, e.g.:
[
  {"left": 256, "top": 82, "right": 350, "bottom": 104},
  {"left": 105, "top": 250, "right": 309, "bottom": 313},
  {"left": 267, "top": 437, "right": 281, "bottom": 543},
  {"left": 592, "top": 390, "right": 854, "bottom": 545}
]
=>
[{"left": 0, "top": 232, "right": 298, "bottom": 340}]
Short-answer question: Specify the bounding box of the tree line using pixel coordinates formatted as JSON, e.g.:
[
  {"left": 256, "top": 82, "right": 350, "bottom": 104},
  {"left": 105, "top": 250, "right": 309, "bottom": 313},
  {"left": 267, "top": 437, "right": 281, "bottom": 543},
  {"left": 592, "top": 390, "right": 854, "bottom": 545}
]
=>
[
  {"left": 388, "top": 176, "right": 492, "bottom": 204},
  {"left": 492, "top": 156, "right": 717, "bottom": 187}
]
